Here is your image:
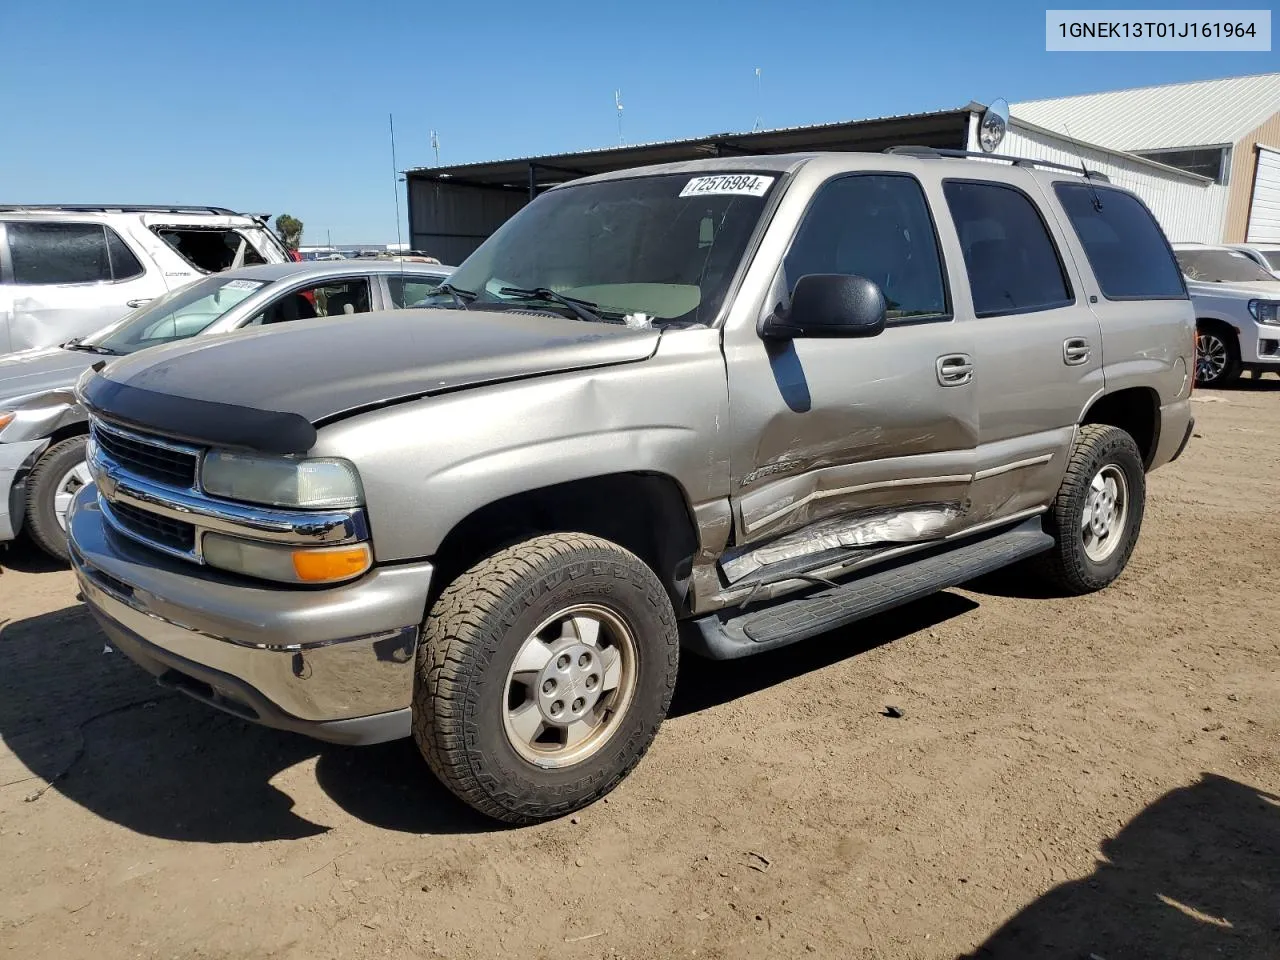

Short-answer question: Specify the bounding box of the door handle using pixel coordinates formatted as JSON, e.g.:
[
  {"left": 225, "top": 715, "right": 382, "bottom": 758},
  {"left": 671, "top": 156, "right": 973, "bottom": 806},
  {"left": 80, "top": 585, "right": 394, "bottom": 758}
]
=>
[
  {"left": 1063, "top": 338, "right": 1091, "bottom": 365},
  {"left": 126, "top": 298, "right": 153, "bottom": 309},
  {"left": 936, "top": 354, "right": 974, "bottom": 386}
]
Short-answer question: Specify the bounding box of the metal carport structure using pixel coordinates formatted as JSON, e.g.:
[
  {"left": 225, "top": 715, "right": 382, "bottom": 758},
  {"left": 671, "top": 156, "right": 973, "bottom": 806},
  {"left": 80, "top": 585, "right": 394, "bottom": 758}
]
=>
[{"left": 404, "top": 105, "right": 981, "bottom": 264}]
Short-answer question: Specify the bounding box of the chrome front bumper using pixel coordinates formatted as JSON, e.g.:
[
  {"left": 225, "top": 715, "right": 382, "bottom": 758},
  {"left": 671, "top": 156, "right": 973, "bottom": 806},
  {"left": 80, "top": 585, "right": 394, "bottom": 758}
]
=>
[
  {"left": 67, "top": 486, "right": 432, "bottom": 745},
  {"left": 0, "top": 438, "right": 50, "bottom": 542}
]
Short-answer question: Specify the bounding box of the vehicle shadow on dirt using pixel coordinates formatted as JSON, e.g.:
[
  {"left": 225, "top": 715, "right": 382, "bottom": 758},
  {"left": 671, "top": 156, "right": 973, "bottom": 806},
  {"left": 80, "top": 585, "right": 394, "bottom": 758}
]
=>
[
  {"left": 1, "top": 590, "right": 982, "bottom": 841},
  {"left": 0, "top": 538, "right": 67, "bottom": 574},
  {"left": 961, "top": 773, "right": 1280, "bottom": 959},
  {"left": 0, "top": 603, "right": 497, "bottom": 842},
  {"left": 670, "top": 591, "right": 979, "bottom": 717}
]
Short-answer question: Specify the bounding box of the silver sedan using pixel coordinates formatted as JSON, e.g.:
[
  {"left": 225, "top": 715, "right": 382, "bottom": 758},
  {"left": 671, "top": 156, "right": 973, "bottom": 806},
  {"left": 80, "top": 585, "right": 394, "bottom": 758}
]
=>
[{"left": 0, "top": 259, "right": 453, "bottom": 561}]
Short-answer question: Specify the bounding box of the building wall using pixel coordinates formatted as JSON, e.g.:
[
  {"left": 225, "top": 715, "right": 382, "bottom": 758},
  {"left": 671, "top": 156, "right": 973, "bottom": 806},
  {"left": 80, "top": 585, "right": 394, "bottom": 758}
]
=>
[
  {"left": 991, "top": 122, "right": 1228, "bottom": 243},
  {"left": 1224, "top": 112, "right": 1280, "bottom": 243},
  {"left": 407, "top": 179, "right": 529, "bottom": 265}
]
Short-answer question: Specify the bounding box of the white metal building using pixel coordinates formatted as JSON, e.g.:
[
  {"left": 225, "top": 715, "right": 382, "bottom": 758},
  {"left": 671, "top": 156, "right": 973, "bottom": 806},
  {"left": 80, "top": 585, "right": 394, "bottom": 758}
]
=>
[
  {"left": 965, "top": 115, "right": 1224, "bottom": 242},
  {"left": 1012, "top": 72, "right": 1280, "bottom": 243}
]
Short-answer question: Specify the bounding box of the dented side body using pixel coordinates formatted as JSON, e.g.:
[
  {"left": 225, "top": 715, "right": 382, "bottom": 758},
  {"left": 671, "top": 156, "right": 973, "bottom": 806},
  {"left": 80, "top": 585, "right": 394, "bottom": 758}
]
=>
[{"left": 64, "top": 152, "right": 1194, "bottom": 738}]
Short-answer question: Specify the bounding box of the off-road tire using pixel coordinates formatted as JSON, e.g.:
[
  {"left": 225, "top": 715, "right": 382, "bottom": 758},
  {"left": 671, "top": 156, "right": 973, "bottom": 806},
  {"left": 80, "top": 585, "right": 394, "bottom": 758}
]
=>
[
  {"left": 1032, "top": 424, "right": 1145, "bottom": 595},
  {"left": 412, "top": 533, "right": 680, "bottom": 825},
  {"left": 24, "top": 436, "right": 89, "bottom": 563}
]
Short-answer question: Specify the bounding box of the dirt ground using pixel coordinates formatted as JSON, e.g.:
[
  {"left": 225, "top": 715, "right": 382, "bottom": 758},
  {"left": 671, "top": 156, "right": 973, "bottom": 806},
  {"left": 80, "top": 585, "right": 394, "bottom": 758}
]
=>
[{"left": 1, "top": 383, "right": 1278, "bottom": 960}]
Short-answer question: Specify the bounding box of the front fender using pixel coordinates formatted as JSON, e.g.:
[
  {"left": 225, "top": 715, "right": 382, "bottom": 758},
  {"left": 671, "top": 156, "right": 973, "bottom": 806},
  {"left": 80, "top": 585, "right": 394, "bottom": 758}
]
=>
[
  {"left": 310, "top": 329, "right": 731, "bottom": 562},
  {"left": 0, "top": 389, "right": 87, "bottom": 444}
]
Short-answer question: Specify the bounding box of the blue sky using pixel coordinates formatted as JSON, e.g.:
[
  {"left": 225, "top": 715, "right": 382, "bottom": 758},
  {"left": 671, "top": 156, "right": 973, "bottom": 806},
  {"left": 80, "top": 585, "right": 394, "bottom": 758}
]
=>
[{"left": 1, "top": 1, "right": 1274, "bottom": 243}]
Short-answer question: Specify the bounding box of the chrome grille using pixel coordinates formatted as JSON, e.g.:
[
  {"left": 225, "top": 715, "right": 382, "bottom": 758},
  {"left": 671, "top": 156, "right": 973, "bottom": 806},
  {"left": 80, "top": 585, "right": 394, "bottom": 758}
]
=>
[
  {"left": 106, "top": 500, "right": 197, "bottom": 554},
  {"left": 91, "top": 421, "right": 198, "bottom": 489}
]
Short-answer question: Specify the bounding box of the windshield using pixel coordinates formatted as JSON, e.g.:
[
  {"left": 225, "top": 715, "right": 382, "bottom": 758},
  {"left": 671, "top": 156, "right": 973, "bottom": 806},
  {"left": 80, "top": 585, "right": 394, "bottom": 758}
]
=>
[
  {"left": 1264, "top": 250, "right": 1280, "bottom": 270},
  {"left": 1175, "top": 248, "right": 1278, "bottom": 284},
  {"left": 438, "top": 172, "right": 779, "bottom": 325},
  {"left": 83, "top": 276, "right": 266, "bottom": 354}
]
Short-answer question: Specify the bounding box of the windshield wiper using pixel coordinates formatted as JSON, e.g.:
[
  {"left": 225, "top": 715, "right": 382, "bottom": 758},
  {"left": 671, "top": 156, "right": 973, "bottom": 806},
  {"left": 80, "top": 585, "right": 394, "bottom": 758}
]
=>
[
  {"left": 434, "top": 282, "right": 476, "bottom": 310},
  {"left": 62, "top": 339, "right": 119, "bottom": 355},
  {"left": 498, "top": 286, "right": 607, "bottom": 324}
]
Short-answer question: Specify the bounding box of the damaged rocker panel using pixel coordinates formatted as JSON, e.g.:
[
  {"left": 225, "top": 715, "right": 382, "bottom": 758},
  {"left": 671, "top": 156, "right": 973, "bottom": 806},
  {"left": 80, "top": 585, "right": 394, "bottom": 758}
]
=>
[{"left": 720, "top": 502, "right": 967, "bottom": 584}]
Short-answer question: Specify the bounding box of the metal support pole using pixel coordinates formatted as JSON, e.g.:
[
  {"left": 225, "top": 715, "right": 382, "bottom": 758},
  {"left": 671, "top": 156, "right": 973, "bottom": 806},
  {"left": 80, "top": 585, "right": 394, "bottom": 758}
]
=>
[{"left": 528, "top": 163, "right": 537, "bottom": 201}]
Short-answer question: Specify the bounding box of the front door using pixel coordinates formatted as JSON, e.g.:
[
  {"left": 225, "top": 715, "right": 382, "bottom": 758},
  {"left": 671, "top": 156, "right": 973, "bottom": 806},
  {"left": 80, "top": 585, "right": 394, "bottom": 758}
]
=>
[
  {"left": 1, "top": 220, "right": 167, "bottom": 353},
  {"left": 721, "top": 171, "right": 978, "bottom": 586}
]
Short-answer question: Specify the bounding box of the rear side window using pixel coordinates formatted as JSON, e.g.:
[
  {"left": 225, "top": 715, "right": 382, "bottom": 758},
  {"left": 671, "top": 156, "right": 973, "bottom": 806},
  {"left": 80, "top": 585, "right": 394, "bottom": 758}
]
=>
[
  {"left": 9, "top": 222, "right": 110, "bottom": 284},
  {"left": 387, "top": 274, "right": 446, "bottom": 307},
  {"left": 7, "top": 222, "right": 148, "bottom": 285},
  {"left": 943, "top": 181, "right": 1072, "bottom": 318},
  {"left": 105, "top": 227, "right": 146, "bottom": 281},
  {"left": 1053, "top": 184, "right": 1186, "bottom": 299}
]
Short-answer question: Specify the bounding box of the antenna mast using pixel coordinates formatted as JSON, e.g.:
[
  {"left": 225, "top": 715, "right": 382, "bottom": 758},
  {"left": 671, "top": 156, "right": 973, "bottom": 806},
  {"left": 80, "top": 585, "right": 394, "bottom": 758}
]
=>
[
  {"left": 753, "top": 67, "right": 762, "bottom": 131},
  {"left": 430, "top": 129, "right": 440, "bottom": 166},
  {"left": 615, "top": 90, "right": 624, "bottom": 145},
  {"left": 389, "top": 113, "right": 407, "bottom": 263}
]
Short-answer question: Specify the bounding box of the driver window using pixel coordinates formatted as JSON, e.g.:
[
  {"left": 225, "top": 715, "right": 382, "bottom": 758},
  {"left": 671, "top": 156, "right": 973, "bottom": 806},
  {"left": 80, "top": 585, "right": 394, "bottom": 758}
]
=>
[
  {"left": 783, "top": 174, "right": 949, "bottom": 321},
  {"left": 247, "top": 278, "right": 373, "bottom": 326}
]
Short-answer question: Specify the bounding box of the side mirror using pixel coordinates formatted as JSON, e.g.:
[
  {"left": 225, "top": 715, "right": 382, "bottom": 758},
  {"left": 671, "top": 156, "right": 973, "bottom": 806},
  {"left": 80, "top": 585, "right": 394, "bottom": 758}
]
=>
[{"left": 760, "top": 274, "right": 887, "bottom": 340}]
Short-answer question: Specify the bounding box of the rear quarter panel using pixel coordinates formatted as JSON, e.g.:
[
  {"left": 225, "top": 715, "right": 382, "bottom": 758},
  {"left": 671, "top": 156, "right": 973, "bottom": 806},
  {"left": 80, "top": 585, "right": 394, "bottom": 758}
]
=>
[{"left": 1034, "top": 176, "right": 1196, "bottom": 412}]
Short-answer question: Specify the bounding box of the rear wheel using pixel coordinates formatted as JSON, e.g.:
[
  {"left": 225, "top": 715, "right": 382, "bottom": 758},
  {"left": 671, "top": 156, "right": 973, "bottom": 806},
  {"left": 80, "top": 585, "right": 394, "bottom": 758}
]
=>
[
  {"left": 1033, "top": 424, "right": 1145, "bottom": 595},
  {"left": 413, "top": 533, "right": 679, "bottom": 824},
  {"left": 24, "top": 436, "right": 90, "bottom": 562},
  {"left": 1195, "top": 323, "right": 1240, "bottom": 387}
]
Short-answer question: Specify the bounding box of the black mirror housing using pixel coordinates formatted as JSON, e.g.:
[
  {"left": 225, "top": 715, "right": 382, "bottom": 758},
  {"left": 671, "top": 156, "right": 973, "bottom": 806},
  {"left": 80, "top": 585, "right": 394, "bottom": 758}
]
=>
[{"left": 760, "top": 274, "right": 887, "bottom": 340}]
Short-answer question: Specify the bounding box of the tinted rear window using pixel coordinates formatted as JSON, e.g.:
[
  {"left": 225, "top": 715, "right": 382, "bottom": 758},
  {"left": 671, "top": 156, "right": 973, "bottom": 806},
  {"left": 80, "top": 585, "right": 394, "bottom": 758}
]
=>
[
  {"left": 1054, "top": 184, "right": 1186, "bottom": 299},
  {"left": 943, "top": 180, "right": 1072, "bottom": 317},
  {"left": 9, "top": 222, "right": 111, "bottom": 284}
]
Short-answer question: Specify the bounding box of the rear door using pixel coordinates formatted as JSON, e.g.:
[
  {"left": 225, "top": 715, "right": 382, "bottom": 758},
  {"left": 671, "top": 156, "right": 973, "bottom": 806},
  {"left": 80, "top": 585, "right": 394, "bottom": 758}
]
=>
[
  {"left": 1, "top": 220, "right": 168, "bottom": 354},
  {"left": 940, "top": 172, "right": 1103, "bottom": 526}
]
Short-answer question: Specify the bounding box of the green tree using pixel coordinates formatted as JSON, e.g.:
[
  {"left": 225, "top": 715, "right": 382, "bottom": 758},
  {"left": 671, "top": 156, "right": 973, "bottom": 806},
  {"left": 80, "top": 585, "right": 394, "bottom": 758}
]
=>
[{"left": 274, "top": 213, "right": 304, "bottom": 251}]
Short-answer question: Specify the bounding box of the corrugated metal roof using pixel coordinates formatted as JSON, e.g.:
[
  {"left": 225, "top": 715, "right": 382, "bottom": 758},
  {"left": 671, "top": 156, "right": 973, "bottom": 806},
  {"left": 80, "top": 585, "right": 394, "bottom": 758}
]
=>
[
  {"left": 405, "top": 105, "right": 978, "bottom": 177},
  {"left": 1011, "top": 72, "right": 1280, "bottom": 151}
]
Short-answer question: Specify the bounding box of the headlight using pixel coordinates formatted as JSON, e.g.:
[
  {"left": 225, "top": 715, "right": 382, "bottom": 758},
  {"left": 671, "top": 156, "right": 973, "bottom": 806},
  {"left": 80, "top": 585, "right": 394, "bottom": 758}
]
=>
[
  {"left": 200, "top": 451, "right": 364, "bottom": 508},
  {"left": 1248, "top": 299, "right": 1280, "bottom": 325},
  {"left": 203, "top": 533, "right": 372, "bottom": 584}
]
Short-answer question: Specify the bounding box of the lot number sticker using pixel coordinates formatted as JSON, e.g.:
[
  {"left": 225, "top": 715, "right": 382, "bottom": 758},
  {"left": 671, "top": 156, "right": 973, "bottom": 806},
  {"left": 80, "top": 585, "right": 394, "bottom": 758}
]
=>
[{"left": 679, "top": 174, "right": 775, "bottom": 198}]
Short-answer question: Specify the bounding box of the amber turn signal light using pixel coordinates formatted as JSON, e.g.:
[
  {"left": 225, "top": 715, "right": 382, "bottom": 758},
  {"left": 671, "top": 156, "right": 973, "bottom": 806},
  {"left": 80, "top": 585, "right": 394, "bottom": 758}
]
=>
[{"left": 291, "top": 544, "right": 373, "bottom": 583}]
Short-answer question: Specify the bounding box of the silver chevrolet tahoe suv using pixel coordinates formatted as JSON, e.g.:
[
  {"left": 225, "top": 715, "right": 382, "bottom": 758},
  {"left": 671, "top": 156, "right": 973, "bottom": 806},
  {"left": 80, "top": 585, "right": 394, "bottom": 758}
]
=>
[{"left": 65, "top": 150, "right": 1196, "bottom": 824}]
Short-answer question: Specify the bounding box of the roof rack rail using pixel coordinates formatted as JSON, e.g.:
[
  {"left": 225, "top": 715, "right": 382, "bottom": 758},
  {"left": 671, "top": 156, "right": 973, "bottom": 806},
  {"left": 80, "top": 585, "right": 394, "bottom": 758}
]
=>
[
  {"left": 0, "top": 204, "right": 245, "bottom": 215},
  {"left": 883, "top": 146, "right": 1110, "bottom": 183}
]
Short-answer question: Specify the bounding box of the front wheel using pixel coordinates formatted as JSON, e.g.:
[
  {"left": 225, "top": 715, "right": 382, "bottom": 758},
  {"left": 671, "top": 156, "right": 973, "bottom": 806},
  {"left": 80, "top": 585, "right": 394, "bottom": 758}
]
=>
[
  {"left": 24, "top": 436, "right": 91, "bottom": 562},
  {"left": 413, "top": 533, "right": 679, "bottom": 824},
  {"left": 1033, "top": 424, "right": 1146, "bottom": 595}
]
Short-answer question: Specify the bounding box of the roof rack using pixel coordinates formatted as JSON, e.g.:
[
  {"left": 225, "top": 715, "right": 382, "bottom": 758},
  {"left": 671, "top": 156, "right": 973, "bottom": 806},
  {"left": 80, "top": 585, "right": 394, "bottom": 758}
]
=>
[
  {"left": 883, "top": 146, "right": 1111, "bottom": 183},
  {"left": 0, "top": 204, "right": 245, "bottom": 215}
]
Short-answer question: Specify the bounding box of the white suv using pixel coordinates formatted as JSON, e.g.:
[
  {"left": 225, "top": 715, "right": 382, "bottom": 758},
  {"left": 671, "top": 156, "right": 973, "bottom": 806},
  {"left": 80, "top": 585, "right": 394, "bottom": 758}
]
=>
[
  {"left": 0, "top": 205, "right": 291, "bottom": 356},
  {"left": 1172, "top": 243, "right": 1280, "bottom": 386}
]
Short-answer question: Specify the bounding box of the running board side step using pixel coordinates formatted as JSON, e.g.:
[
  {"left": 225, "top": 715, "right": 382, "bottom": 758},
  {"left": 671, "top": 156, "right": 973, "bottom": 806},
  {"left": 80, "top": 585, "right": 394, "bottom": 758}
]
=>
[{"left": 684, "top": 518, "right": 1054, "bottom": 660}]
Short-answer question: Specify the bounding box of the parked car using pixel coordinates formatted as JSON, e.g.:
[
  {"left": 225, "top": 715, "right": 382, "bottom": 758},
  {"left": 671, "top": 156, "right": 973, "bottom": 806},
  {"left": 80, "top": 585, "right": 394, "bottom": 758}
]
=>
[
  {"left": 1228, "top": 242, "right": 1280, "bottom": 279},
  {"left": 66, "top": 151, "right": 1194, "bottom": 824},
  {"left": 0, "top": 259, "right": 451, "bottom": 560},
  {"left": 1171, "top": 243, "right": 1280, "bottom": 386},
  {"left": 0, "top": 205, "right": 294, "bottom": 357}
]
